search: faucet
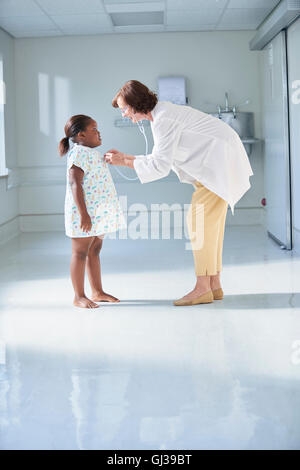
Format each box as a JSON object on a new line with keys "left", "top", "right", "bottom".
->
{"left": 225, "top": 92, "right": 229, "bottom": 112}
{"left": 217, "top": 92, "right": 244, "bottom": 118}
{"left": 217, "top": 92, "right": 231, "bottom": 117}
{"left": 217, "top": 93, "right": 230, "bottom": 118}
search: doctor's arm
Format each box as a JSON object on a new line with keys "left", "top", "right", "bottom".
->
{"left": 104, "top": 149, "right": 135, "bottom": 168}
{"left": 133, "top": 118, "right": 178, "bottom": 183}
{"left": 105, "top": 118, "right": 177, "bottom": 183}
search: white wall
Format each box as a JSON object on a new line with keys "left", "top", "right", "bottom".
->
{"left": 0, "top": 27, "right": 18, "bottom": 244}
{"left": 14, "top": 31, "right": 264, "bottom": 232}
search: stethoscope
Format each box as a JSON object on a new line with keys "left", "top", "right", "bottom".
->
{"left": 112, "top": 118, "right": 149, "bottom": 182}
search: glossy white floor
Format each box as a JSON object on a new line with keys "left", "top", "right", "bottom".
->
{"left": 0, "top": 225, "right": 300, "bottom": 450}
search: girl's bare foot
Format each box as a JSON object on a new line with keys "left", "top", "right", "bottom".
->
{"left": 73, "top": 296, "right": 99, "bottom": 308}
{"left": 91, "top": 291, "right": 120, "bottom": 303}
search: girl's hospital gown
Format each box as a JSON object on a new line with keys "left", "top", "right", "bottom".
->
{"left": 64, "top": 143, "right": 126, "bottom": 238}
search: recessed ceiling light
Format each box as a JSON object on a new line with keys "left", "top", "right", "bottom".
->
{"left": 105, "top": 2, "right": 164, "bottom": 13}
{"left": 110, "top": 11, "right": 164, "bottom": 26}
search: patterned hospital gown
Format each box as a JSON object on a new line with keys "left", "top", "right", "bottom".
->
{"left": 64, "top": 143, "right": 126, "bottom": 238}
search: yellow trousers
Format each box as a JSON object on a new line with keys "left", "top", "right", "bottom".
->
{"left": 187, "top": 181, "right": 228, "bottom": 276}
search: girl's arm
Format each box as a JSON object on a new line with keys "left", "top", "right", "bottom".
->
{"left": 69, "top": 165, "right": 92, "bottom": 233}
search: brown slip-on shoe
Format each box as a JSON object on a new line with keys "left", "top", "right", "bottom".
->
{"left": 212, "top": 288, "right": 224, "bottom": 300}
{"left": 173, "top": 290, "right": 214, "bottom": 306}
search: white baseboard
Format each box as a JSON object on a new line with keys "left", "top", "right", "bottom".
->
{"left": 0, "top": 216, "right": 20, "bottom": 244}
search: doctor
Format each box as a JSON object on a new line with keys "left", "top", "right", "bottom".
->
{"left": 105, "top": 80, "right": 253, "bottom": 306}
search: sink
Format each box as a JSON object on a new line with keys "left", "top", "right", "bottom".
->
{"left": 210, "top": 111, "right": 261, "bottom": 155}
{"left": 211, "top": 111, "right": 255, "bottom": 139}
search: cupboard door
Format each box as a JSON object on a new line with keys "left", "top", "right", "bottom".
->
{"left": 287, "top": 18, "right": 300, "bottom": 252}
{"left": 263, "top": 31, "right": 291, "bottom": 249}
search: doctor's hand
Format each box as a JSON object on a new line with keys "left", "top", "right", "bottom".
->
{"left": 104, "top": 149, "right": 125, "bottom": 166}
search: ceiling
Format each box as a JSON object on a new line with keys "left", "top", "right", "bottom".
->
{"left": 0, "top": 0, "right": 281, "bottom": 38}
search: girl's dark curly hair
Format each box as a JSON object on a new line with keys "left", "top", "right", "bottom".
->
{"left": 58, "top": 114, "right": 93, "bottom": 156}
{"left": 112, "top": 80, "right": 158, "bottom": 114}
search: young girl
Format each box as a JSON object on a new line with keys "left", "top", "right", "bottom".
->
{"left": 59, "top": 114, "right": 126, "bottom": 308}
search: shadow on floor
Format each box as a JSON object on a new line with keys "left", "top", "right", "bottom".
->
{"left": 2, "top": 293, "right": 299, "bottom": 311}
{"left": 100, "top": 293, "right": 300, "bottom": 309}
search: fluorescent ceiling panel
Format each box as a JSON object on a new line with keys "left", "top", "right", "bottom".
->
{"left": 0, "top": 0, "right": 43, "bottom": 17}
{"left": 106, "top": 2, "right": 164, "bottom": 13}
{"left": 110, "top": 11, "right": 164, "bottom": 26}
{"left": 36, "top": 0, "right": 105, "bottom": 15}
{"left": 167, "top": 9, "right": 223, "bottom": 25}
{"left": 114, "top": 24, "right": 164, "bottom": 32}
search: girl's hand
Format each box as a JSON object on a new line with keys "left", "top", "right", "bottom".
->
{"left": 104, "top": 149, "right": 125, "bottom": 166}
{"left": 80, "top": 212, "right": 92, "bottom": 233}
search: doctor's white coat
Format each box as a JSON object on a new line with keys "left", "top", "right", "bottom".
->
{"left": 133, "top": 101, "right": 254, "bottom": 215}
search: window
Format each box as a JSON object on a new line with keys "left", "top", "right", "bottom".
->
{"left": 0, "top": 57, "right": 7, "bottom": 176}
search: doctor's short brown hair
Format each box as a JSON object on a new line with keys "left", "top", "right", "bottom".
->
{"left": 112, "top": 80, "right": 158, "bottom": 114}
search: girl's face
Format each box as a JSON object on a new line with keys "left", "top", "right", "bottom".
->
{"left": 77, "top": 120, "right": 102, "bottom": 147}
{"left": 117, "top": 96, "right": 146, "bottom": 122}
